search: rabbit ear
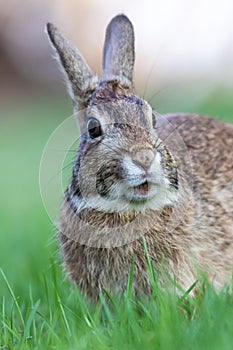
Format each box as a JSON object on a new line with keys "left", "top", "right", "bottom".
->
{"left": 102, "top": 14, "right": 135, "bottom": 88}
{"left": 46, "top": 23, "right": 98, "bottom": 107}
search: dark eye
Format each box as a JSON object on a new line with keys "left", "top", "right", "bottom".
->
{"left": 152, "top": 113, "right": 156, "bottom": 129}
{"left": 87, "top": 118, "right": 102, "bottom": 138}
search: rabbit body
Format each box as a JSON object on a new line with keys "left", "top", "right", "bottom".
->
{"left": 47, "top": 15, "right": 233, "bottom": 300}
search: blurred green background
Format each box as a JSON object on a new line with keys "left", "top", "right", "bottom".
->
{"left": 0, "top": 0, "right": 233, "bottom": 305}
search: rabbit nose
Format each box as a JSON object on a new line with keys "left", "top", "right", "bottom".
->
{"left": 133, "top": 148, "right": 155, "bottom": 170}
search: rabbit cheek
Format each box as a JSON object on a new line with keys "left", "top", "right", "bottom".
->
{"left": 96, "top": 162, "right": 122, "bottom": 200}
{"left": 96, "top": 165, "right": 114, "bottom": 198}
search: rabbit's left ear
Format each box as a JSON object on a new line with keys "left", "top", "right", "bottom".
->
{"left": 46, "top": 23, "right": 98, "bottom": 108}
{"left": 102, "top": 14, "right": 135, "bottom": 89}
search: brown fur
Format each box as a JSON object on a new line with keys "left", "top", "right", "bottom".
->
{"left": 47, "top": 15, "right": 233, "bottom": 301}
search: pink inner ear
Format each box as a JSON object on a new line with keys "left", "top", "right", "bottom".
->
{"left": 102, "top": 14, "right": 135, "bottom": 88}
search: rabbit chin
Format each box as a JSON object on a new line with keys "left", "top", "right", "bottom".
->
{"left": 71, "top": 179, "right": 178, "bottom": 214}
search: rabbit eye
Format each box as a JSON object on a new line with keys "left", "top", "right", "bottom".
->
{"left": 152, "top": 113, "right": 156, "bottom": 129}
{"left": 87, "top": 118, "right": 102, "bottom": 138}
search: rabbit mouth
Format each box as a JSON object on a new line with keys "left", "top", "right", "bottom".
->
{"left": 129, "top": 180, "right": 157, "bottom": 203}
{"left": 133, "top": 180, "right": 151, "bottom": 197}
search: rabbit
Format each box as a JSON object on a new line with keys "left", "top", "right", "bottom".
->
{"left": 47, "top": 14, "right": 233, "bottom": 301}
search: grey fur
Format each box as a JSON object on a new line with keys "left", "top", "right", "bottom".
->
{"left": 46, "top": 23, "right": 98, "bottom": 107}
{"left": 46, "top": 15, "right": 233, "bottom": 301}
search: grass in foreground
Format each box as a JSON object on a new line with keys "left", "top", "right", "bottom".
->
{"left": 1, "top": 258, "right": 233, "bottom": 350}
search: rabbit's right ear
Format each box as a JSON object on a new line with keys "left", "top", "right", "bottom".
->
{"left": 102, "top": 14, "right": 135, "bottom": 89}
{"left": 46, "top": 23, "right": 98, "bottom": 108}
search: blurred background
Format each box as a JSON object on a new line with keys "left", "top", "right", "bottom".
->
{"left": 1, "top": 0, "right": 233, "bottom": 105}
{"left": 0, "top": 0, "right": 232, "bottom": 296}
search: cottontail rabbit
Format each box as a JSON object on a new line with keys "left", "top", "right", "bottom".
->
{"left": 47, "top": 14, "right": 233, "bottom": 300}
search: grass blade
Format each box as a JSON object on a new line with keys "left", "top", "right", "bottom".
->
{"left": 22, "top": 299, "right": 40, "bottom": 343}
{"left": 56, "top": 292, "right": 72, "bottom": 337}
{"left": 0, "top": 268, "right": 25, "bottom": 328}
{"left": 99, "top": 292, "right": 114, "bottom": 327}
{"left": 126, "top": 259, "right": 135, "bottom": 299}
{"left": 141, "top": 237, "right": 157, "bottom": 285}
{"left": 179, "top": 279, "right": 199, "bottom": 303}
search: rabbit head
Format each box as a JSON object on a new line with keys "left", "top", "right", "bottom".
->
{"left": 47, "top": 15, "right": 178, "bottom": 213}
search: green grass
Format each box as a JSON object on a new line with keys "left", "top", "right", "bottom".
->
{"left": 1, "top": 262, "right": 233, "bottom": 350}
{"left": 0, "top": 87, "right": 233, "bottom": 349}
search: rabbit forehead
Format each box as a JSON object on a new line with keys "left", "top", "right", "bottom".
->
{"left": 87, "top": 84, "right": 152, "bottom": 126}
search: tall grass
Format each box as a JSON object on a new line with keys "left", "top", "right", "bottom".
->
{"left": 1, "top": 256, "right": 233, "bottom": 350}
